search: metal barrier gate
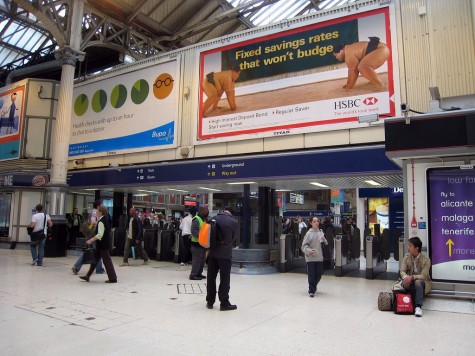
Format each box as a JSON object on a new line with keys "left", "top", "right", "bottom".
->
{"left": 335, "top": 234, "right": 360, "bottom": 277}
{"left": 365, "top": 235, "right": 387, "bottom": 279}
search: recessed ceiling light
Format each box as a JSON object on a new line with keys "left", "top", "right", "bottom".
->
{"left": 364, "top": 180, "right": 381, "bottom": 186}
{"left": 198, "top": 187, "right": 222, "bottom": 192}
{"left": 310, "top": 182, "right": 329, "bottom": 188}
{"left": 167, "top": 188, "right": 189, "bottom": 193}
{"left": 227, "top": 181, "right": 256, "bottom": 185}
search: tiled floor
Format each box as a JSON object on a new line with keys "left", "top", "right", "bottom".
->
{"left": 1, "top": 247, "right": 474, "bottom": 356}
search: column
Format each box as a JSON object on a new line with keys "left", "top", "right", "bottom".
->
{"left": 241, "top": 184, "right": 251, "bottom": 248}
{"left": 44, "top": 1, "right": 85, "bottom": 257}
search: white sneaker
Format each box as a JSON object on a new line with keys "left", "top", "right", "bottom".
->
{"left": 309, "top": 293, "right": 315, "bottom": 298}
{"left": 415, "top": 306, "right": 422, "bottom": 317}
{"left": 180, "top": 262, "right": 185, "bottom": 266}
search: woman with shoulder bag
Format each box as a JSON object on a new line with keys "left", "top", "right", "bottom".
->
{"left": 28, "top": 204, "right": 53, "bottom": 266}
{"left": 301, "top": 217, "right": 328, "bottom": 297}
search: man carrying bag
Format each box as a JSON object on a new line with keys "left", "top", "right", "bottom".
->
{"left": 28, "top": 204, "right": 53, "bottom": 266}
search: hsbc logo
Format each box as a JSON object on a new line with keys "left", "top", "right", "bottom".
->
{"left": 363, "top": 97, "right": 378, "bottom": 105}
{"left": 334, "top": 97, "right": 380, "bottom": 110}
{"left": 334, "top": 99, "right": 360, "bottom": 110}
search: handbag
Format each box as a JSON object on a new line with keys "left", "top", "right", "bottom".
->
{"left": 30, "top": 230, "right": 45, "bottom": 242}
{"left": 30, "top": 214, "right": 46, "bottom": 242}
{"left": 392, "top": 279, "right": 405, "bottom": 292}
{"left": 394, "top": 292, "right": 414, "bottom": 314}
{"left": 82, "top": 247, "right": 96, "bottom": 264}
{"left": 377, "top": 292, "right": 393, "bottom": 311}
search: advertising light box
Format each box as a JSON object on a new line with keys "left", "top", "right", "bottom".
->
{"left": 427, "top": 167, "right": 475, "bottom": 284}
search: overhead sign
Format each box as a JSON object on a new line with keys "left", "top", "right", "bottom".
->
{"left": 70, "top": 58, "right": 179, "bottom": 158}
{"left": 0, "top": 174, "right": 48, "bottom": 187}
{"left": 197, "top": 6, "right": 397, "bottom": 142}
{"left": 427, "top": 167, "right": 475, "bottom": 284}
{"left": 67, "top": 146, "right": 399, "bottom": 187}
{"left": 290, "top": 192, "right": 304, "bottom": 204}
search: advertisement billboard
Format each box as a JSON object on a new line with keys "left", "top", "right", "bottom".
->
{"left": 197, "top": 7, "right": 397, "bottom": 142}
{"left": 427, "top": 167, "right": 475, "bottom": 284}
{"left": 0, "top": 86, "right": 24, "bottom": 160}
{"left": 70, "top": 59, "right": 179, "bottom": 158}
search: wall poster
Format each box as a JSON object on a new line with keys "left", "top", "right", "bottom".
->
{"left": 197, "top": 7, "right": 397, "bottom": 142}
{"left": 70, "top": 58, "right": 179, "bottom": 158}
{"left": 427, "top": 167, "right": 475, "bottom": 283}
{"left": 0, "top": 85, "right": 25, "bottom": 160}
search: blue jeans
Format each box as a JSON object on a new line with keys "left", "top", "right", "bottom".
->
{"left": 30, "top": 238, "right": 45, "bottom": 265}
{"left": 74, "top": 243, "right": 104, "bottom": 273}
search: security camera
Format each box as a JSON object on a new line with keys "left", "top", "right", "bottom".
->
{"left": 401, "top": 103, "right": 408, "bottom": 113}
{"left": 109, "top": 162, "right": 119, "bottom": 167}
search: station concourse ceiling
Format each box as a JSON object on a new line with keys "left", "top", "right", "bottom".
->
{"left": 0, "top": 0, "right": 358, "bottom": 82}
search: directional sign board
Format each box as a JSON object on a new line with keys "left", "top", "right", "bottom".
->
{"left": 427, "top": 167, "right": 475, "bottom": 283}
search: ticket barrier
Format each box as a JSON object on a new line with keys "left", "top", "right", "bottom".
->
{"left": 365, "top": 235, "right": 387, "bottom": 279}
{"left": 143, "top": 228, "right": 158, "bottom": 260}
{"left": 111, "top": 227, "right": 126, "bottom": 256}
{"left": 157, "top": 229, "right": 175, "bottom": 261}
{"left": 335, "top": 234, "right": 360, "bottom": 277}
{"left": 174, "top": 231, "right": 181, "bottom": 263}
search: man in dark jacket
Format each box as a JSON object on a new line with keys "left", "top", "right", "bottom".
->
{"left": 121, "top": 207, "right": 150, "bottom": 266}
{"left": 206, "top": 207, "right": 239, "bottom": 311}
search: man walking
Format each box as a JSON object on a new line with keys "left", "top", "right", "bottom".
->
{"left": 190, "top": 205, "right": 209, "bottom": 280}
{"left": 121, "top": 207, "right": 150, "bottom": 266}
{"left": 206, "top": 207, "right": 239, "bottom": 311}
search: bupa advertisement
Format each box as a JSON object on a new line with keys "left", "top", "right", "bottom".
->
{"left": 197, "top": 6, "right": 397, "bottom": 142}
{"left": 427, "top": 167, "right": 475, "bottom": 284}
{"left": 70, "top": 59, "right": 179, "bottom": 158}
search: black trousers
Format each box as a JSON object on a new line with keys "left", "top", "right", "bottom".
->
{"left": 86, "top": 249, "right": 117, "bottom": 282}
{"left": 180, "top": 234, "right": 192, "bottom": 263}
{"left": 206, "top": 256, "right": 232, "bottom": 306}
{"left": 306, "top": 261, "right": 323, "bottom": 294}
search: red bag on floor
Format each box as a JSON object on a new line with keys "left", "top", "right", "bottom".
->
{"left": 394, "top": 293, "right": 414, "bottom": 314}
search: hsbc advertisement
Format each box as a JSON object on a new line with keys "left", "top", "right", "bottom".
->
{"left": 197, "top": 6, "right": 399, "bottom": 142}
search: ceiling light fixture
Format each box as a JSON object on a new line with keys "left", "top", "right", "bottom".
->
{"left": 227, "top": 181, "right": 256, "bottom": 185}
{"left": 167, "top": 188, "right": 189, "bottom": 193}
{"left": 198, "top": 187, "right": 222, "bottom": 192}
{"left": 364, "top": 180, "right": 381, "bottom": 186}
{"left": 276, "top": 189, "right": 292, "bottom": 192}
{"left": 310, "top": 182, "right": 329, "bottom": 188}
{"left": 137, "top": 190, "right": 160, "bottom": 194}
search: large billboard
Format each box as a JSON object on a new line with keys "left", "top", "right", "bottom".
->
{"left": 427, "top": 167, "right": 475, "bottom": 284}
{"left": 70, "top": 58, "right": 179, "bottom": 158}
{"left": 0, "top": 86, "right": 24, "bottom": 160}
{"left": 197, "top": 7, "right": 397, "bottom": 142}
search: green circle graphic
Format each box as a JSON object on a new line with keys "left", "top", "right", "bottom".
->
{"left": 74, "top": 94, "right": 89, "bottom": 116}
{"left": 92, "top": 89, "right": 107, "bottom": 113}
{"left": 110, "top": 84, "right": 127, "bottom": 109}
{"left": 131, "top": 79, "right": 149, "bottom": 104}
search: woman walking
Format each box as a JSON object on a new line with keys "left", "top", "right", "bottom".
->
{"left": 301, "top": 217, "right": 328, "bottom": 297}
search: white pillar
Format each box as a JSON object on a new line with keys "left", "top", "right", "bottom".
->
{"left": 47, "top": 0, "right": 85, "bottom": 216}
